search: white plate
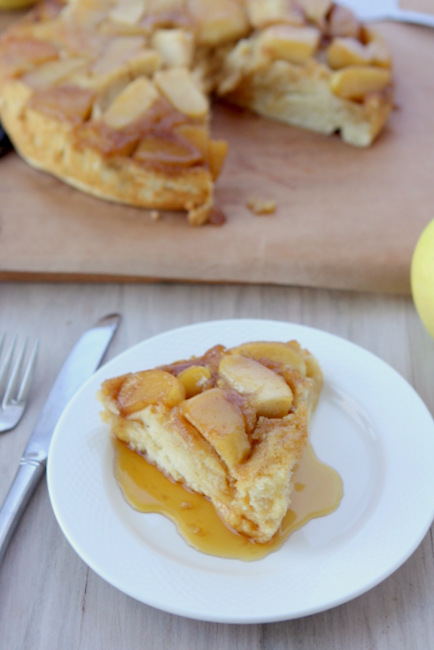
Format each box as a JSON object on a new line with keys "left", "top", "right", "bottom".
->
{"left": 47, "top": 319, "right": 434, "bottom": 624}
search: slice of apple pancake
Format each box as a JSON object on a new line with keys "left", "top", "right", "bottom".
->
{"left": 98, "top": 340, "right": 323, "bottom": 543}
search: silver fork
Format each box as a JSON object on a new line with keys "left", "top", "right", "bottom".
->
{"left": 341, "top": 0, "right": 434, "bottom": 28}
{"left": 0, "top": 334, "right": 39, "bottom": 433}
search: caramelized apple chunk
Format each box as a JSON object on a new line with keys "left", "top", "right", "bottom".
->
{"left": 151, "top": 28, "right": 195, "bottom": 68}
{"left": 126, "top": 49, "right": 162, "bottom": 77}
{"left": 133, "top": 136, "right": 204, "bottom": 167}
{"left": 327, "top": 37, "right": 371, "bottom": 69}
{"left": 173, "top": 123, "right": 228, "bottom": 178}
{"left": 228, "top": 341, "right": 307, "bottom": 375}
{"left": 259, "top": 24, "right": 320, "bottom": 65}
{"left": 330, "top": 65, "right": 392, "bottom": 100}
{"left": 23, "top": 57, "right": 88, "bottom": 88}
{"left": 218, "top": 354, "right": 293, "bottom": 418}
{"left": 178, "top": 365, "right": 212, "bottom": 397}
{"left": 117, "top": 369, "right": 186, "bottom": 415}
{"left": 207, "top": 139, "right": 228, "bottom": 180}
{"left": 27, "top": 85, "right": 95, "bottom": 125}
{"left": 154, "top": 67, "right": 208, "bottom": 118}
{"left": 188, "top": 0, "right": 250, "bottom": 46}
{"left": 0, "top": 36, "right": 59, "bottom": 80}
{"left": 363, "top": 28, "right": 392, "bottom": 68}
{"left": 327, "top": 35, "right": 392, "bottom": 70}
{"left": 327, "top": 4, "right": 360, "bottom": 38}
{"left": 180, "top": 387, "right": 250, "bottom": 468}
{"left": 302, "top": 0, "right": 332, "bottom": 23}
{"left": 91, "top": 36, "right": 147, "bottom": 77}
{"left": 102, "top": 77, "right": 160, "bottom": 129}
{"left": 109, "top": 0, "right": 147, "bottom": 26}
{"left": 246, "top": 0, "right": 304, "bottom": 29}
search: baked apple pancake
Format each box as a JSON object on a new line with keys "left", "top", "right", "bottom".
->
{"left": 0, "top": 0, "right": 394, "bottom": 224}
{"left": 98, "top": 339, "right": 323, "bottom": 543}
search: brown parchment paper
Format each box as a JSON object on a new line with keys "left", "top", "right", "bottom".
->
{"left": 0, "top": 12, "right": 433, "bottom": 293}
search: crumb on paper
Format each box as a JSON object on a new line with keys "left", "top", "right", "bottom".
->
{"left": 150, "top": 210, "right": 160, "bottom": 221}
{"left": 246, "top": 197, "right": 276, "bottom": 216}
{"left": 208, "top": 206, "right": 226, "bottom": 226}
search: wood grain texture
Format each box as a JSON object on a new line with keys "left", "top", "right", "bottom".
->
{"left": 0, "top": 7, "right": 433, "bottom": 293}
{"left": 0, "top": 281, "right": 433, "bottom": 650}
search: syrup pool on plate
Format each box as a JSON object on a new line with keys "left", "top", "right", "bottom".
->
{"left": 113, "top": 438, "right": 343, "bottom": 561}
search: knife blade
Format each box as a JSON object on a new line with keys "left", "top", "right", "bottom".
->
{"left": 0, "top": 313, "right": 121, "bottom": 564}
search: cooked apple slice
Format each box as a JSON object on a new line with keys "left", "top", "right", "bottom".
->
{"left": 327, "top": 33, "right": 391, "bottom": 70}
{"left": 151, "top": 28, "right": 194, "bottom": 67}
{"left": 178, "top": 365, "right": 212, "bottom": 398}
{"left": 28, "top": 85, "right": 95, "bottom": 125}
{"left": 303, "top": 0, "right": 332, "bottom": 22}
{"left": 154, "top": 67, "right": 208, "bottom": 118}
{"left": 23, "top": 57, "right": 88, "bottom": 88}
{"left": 117, "top": 369, "right": 186, "bottom": 415}
{"left": 218, "top": 354, "right": 293, "bottom": 418}
{"left": 246, "top": 0, "right": 304, "bottom": 29}
{"left": 228, "top": 341, "right": 307, "bottom": 375}
{"left": 180, "top": 387, "right": 250, "bottom": 468}
{"left": 109, "top": 0, "right": 147, "bottom": 25}
{"left": 258, "top": 24, "right": 320, "bottom": 65}
{"left": 328, "top": 4, "right": 360, "bottom": 38}
{"left": 175, "top": 124, "right": 228, "bottom": 179}
{"left": 327, "top": 37, "right": 370, "bottom": 69}
{"left": 92, "top": 36, "right": 147, "bottom": 75}
{"left": 102, "top": 76, "right": 160, "bottom": 129}
{"left": 0, "top": 36, "right": 59, "bottom": 80}
{"left": 330, "top": 66, "right": 391, "bottom": 100}
{"left": 126, "top": 49, "right": 162, "bottom": 77}
{"left": 134, "top": 136, "right": 204, "bottom": 166}
{"left": 188, "top": 0, "right": 250, "bottom": 46}
{"left": 207, "top": 139, "right": 229, "bottom": 180}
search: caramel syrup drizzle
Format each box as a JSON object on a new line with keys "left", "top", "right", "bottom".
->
{"left": 113, "top": 439, "right": 343, "bottom": 561}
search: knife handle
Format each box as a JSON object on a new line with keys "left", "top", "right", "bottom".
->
{"left": 0, "top": 459, "right": 45, "bottom": 564}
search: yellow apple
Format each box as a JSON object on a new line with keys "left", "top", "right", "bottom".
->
{"left": 411, "top": 219, "right": 434, "bottom": 339}
{"left": 0, "top": 0, "right": 36, "bottom": 8}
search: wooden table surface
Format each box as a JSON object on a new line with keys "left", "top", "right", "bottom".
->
{"left": 1, "top": 280, "right": 433, "bottom": 650}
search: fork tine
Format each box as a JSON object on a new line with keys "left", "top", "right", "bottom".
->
{"left": 16, "top": 339, "right": 39, "bottom": 403}
{"left": 2, "top": 337, "right": 28, "bottom": 407}
{"left": 0, "top": 334, "right": 17, "bottom": 392}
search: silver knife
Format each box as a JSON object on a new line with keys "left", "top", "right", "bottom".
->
{"left": 0, "top": 313, "right": 121, "bottom": 564}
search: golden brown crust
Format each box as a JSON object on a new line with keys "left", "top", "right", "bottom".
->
{"left": 98, "top": 339, "right": 323, "bottom": 543}
{"left": 1, "top": 81, "right": 214, "bottom": 224}
{"left": 0, "top": 0, "right": 394, "bottom": 224}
